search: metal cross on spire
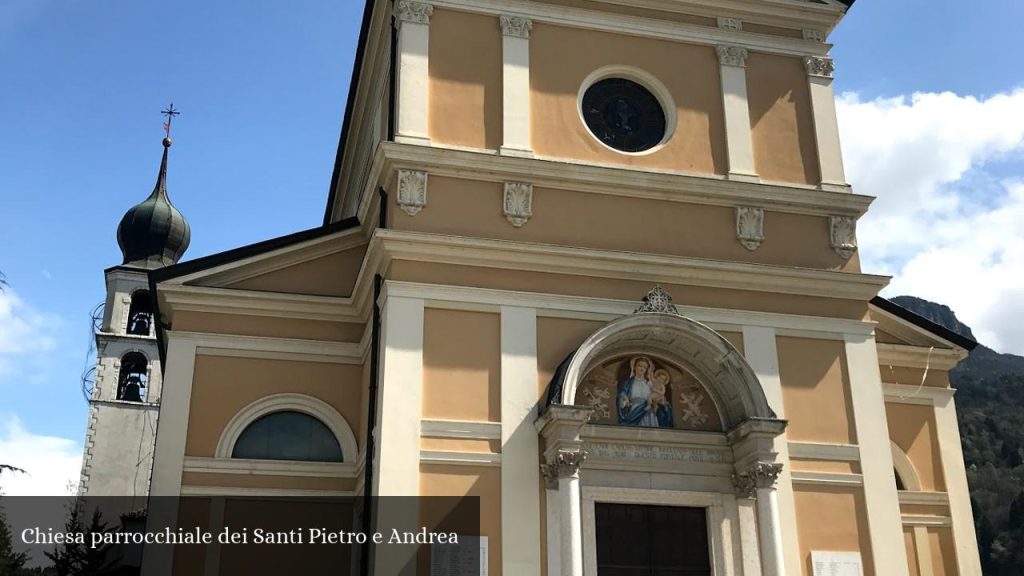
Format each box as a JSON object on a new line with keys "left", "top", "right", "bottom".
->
{"left": 161, "top": 102, "right": 180, "bottom": 138}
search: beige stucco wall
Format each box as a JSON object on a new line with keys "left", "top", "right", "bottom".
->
{"left": 530, "top": 23, "right": 727, "bottom": 174}
{"left": 388, "top": 176, "right": 856, "bottom": 272}
{"left": 928, "top": 527, "right": 958, "bottom": 576}
{"left": 746, "top": 52, "right": 820, "bottom": 185}
{"left": 184, "top": 355, "right": 365, "bottom": 459}
{"left": 422, "top": 309, "right": 501, "bottom": 422}
{"left": 429, "top": 9, "right": 502, "bottom": 149}
{"left": 904, "top": 528, "right": 919, "bottom": 576}
{"left": 793, "top": 486, "right": 874, "bottom": 576}
{"left": 882, "top": 365, "right": 952, "bottom": 389}
{"left": 173, "top": 311, "right": 365, "bottom": 342}
{"left": 537, "top": 317, "right": 606, "bottom": 396}
{"left": 227, "top": 244, "right": 367, "bottom": 297}
{"left": 390, "top": 261, "right": 870, "bottom": 320}
{"left": 180, "top": 472, "right": 356, "bottom": 492}
{"left": 420, "top": 464, "right": 502, "bottom": 576}
{"left": 778, "top": 336, "right": 857, "bottom": 444}
{"left": 886, "top": 402, "right": 946, "bottom": 492}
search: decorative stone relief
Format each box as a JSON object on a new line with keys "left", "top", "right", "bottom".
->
{"left": 717, "top": 17, "right": 742, "bottom": 31}
{"left": 736, "top": 207, "right": 765, "bottom": 251}
{"left": 541, "top": 448, "right": 588, "bottom": 487}
{"left": 395, "top": 1, "right": 433, "bottom": 25}
{"left": 634, "top": 285, "right": 680, "bottom": 315}
{"left": 580, "top": 387, "right": 612, "bottom": 421}
{"left": 678, "top": 391, "right": 710, "bottom": 427}
{"left": 585, "top": 442, "right": 728, "bottom": 465}
{"left": 397, "top": 169, "right": 428, "bottom": 216}
{"left": 805, "top": 56, "right": 835, "bottom": 78}
{"left": 502, "top": 181, "right": 533, "bottom": 227}
{"left": 716, "top": 45, "right": 749, "bottom": 68}
{"left": 803, "top": 29, "right": 827, "bottom": 42}
{"left": 732, "top": 462, "right": 784, "bottom": 498}
{"left": 829, "top": 216, "right": 858, "bottom": 258}
{"left": 499, "top": 15, "right": 532, "bottom": 38}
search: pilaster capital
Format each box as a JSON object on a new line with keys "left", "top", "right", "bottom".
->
{"left": 829, "top": 215, "right": 858, "bottom": 258}
{"left": 541, "top": 448, "right": 588, "bottom": 488}
{"left": 732, "top": 462, "right": 783, "bottom": 498}
{"left": 805, "top": 56, "right": 835, "bottom": 78}
{"left": 397, "top": 169, "right": 428, "bottom": 216}
{"left": 395, "top": 1, "right": 433, "bottom": 26}
{"left": 716, "top": 45, "right": 749, "bottom": 68}
{"left": 499, "top": 15, "right": 532, "bottom": 39}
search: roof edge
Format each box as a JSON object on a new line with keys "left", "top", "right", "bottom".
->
{"left": 870, "top": 296, "right": 979, "bottom": 351}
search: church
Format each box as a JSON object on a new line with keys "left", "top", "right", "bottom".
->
{"left": 79, "top": 0, "right": 985, "bottom": 574}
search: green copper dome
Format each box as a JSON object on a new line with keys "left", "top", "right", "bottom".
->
{"left": 117, "top": 138, "right": 191, "bottom": 269}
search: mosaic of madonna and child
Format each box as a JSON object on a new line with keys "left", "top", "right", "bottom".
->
{"left": 575, "top": 354, "right": 722, "bottom": 431}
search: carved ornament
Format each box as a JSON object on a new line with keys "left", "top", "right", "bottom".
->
{"left": 395, "top": 1, "right": 433, "bottom": 25}
{"left": 736, "top": 206, "right": 765, "bottom": 251}
{"left": 500, "top": 15, "right": 532, "bottom": 38}
{"left": 829, "top": 216, "right": 858, "bottom": 258}
{"left": 541, "top": 449, "right": 588, "bottom": 487}
{"left": 732, "top": 462, "right": 784, "bottom": 498}
{"left": 717, "top": 17, "right": 742, "bottom": 31}
{"left": 805, "top": 56, "right": 835, "bottom": 78}
{"left": 397, "top": 169, "right": 428, "bottom": 216}
{"left": 716, "top": 45, "right": 749, "bottom": 68}
{"left": 503, "top": 181, "right": 533, "bottom": 227}
{"left": 634, "top": 286, "right": 680, "bottom": 315}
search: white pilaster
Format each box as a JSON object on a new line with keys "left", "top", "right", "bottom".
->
{"left": 203, "top": 497, "right": 226, "bottom": 576}
{"left": 735, "top": 498, "right": 762, "bottom": 576}
{"left": 500, "top": 306, "right": 542, "bottom": 575}
{"left": 559, "top": 465, "right": 584, "bottom": 576}
{"left": 742, "top": 326, "right": 801, "bottom": 576}
{"left": 141, "top": 333, "right": 198, "bottom": 576}
{"left": 934, "top": 394, "right": 983, "bottom": 576}
{"left": 545, "top": 484, "right": 562, "bottom": 576}
{"left": 756, "top": 487, "right": 786, "bottom": 576}
{"left": 716, "top": 45, "right": 758, "bottom": 182}
{"left": 373, "top": 294, "right": 424, "bottom": 496}
{"left": 500, "top": 15, "right": 533, "bottom": 157}
{"left": 912, "top": 525, "right": 936, "bottom": 576}
{"left": 394, "top": 1, "right": 433, "bottom": 145}
{"left": 845, "top": 333, "right": 911, "bottom": 576}
{"left": 804, "top": 57, "right": 847, "bottom": 190}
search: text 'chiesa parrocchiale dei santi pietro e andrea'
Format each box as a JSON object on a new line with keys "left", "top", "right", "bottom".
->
{"left": 79, "top": 0, "right": 985, "bottom": 574}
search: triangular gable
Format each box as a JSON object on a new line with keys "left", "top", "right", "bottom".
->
{"left": 869, "top": 297, "right": 976, "bottom": 352}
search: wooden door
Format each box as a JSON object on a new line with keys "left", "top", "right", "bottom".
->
{"left": 594, "top": 503, "right": 712, "bottom": 576}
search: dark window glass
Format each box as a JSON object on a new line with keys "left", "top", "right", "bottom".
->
{"left": 127, "top": 291, "right": 153, "bottom": 336}
{"left": 595, "top": 503, "right": 711, "bottom": 576}
{"left": 582, "top": 78, "right": 667, "bottom": 153}
{"left": 895, "top": 468, "right": 906, "bottom": 491}
{"left": 232, "top": 411, "right": 343, "bottom": 462}
{"left": 117, "top": 352, "right": 148, "bottom": 402}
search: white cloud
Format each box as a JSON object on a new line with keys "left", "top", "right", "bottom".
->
{"left": 837, "top": 90, "right": 1024, "bottom": 353}
{"left": 0, "top": 414, "right": 81, "bottom": 496}
{"left": 0, "top": 288, "right": 60, "bottom": 378}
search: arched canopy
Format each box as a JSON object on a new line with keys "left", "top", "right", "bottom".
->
{"left": 544, "top": 312, "right": 775, "bottom": 430}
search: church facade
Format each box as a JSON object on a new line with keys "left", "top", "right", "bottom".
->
{"left": 85, "top": 0, "right": 984, "bottom": 574}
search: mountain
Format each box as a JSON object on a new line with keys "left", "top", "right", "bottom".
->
{"left": 887, "top": 296, "right": 1024, "bottom": 574}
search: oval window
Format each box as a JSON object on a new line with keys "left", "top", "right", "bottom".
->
{"left": 581, "top": 77, "right": 667, "bottom": 153}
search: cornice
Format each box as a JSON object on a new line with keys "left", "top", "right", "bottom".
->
{"left": 876, "top": 343, "right": 965, "bottom": 371}
{"left": 159, "top": 284, "right": 364, "bottom": 323}
{"left": 375, "top": 142, "right": 872, "bottom": 219}
{"left": 373, "top": 229, "right": 889, "bottom": 301}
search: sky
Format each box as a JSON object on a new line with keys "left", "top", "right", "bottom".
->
{"left": 1, "top": 0, "right": 1023, "bottom": 495}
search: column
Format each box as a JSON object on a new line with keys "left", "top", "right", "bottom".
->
{"left": 499, "top": 15, "right": 533, "bottom": 157}
{"left": 845, "top": 333, "right": 911, "bottom": 576}
{"left": 549, "top": 449, "right": 586, "bottom": 576}
{"left": 742, "top": 326, "right": 802, "bottom": 575}
{"left": 716, "top": 45, "right": 758, "bottom": 182}
{"left": 141, "top": 333, "right": 198, "bottom": 576}
{"left": 934, "top": 394, "right": 983, "bottom": 575}
{"left": 734, "top": 463, "right": 785, "bottom": 576}
{"left": 500, "top": 306, "right": 542, "bottom": 575}
{"left": 805, "top": 56, "right": 847, "bottom": 191}
{"left": 394, "top": 1, "right": 432, "bottom": 145}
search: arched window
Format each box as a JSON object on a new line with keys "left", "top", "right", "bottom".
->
{"left": 894, "top": 468, "right": 906, "bottom": 491}
{"left": 126, "top": 291, "right": 153, "bottom": 336}
{"left": 231, "top": 411, "right": 343, "bottom": 462}
{"left": 117, "top": 352, "right": 149, "bottom": 402}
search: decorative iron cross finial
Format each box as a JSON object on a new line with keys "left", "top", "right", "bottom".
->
{"left": 161, "top": 103, "right": 180, "bottom": 138}
{"left": 634, "top": 285, "right": 681, "bottom": 315}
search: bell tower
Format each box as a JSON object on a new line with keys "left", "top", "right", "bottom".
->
{"left": 80, "top": 114, "right": 191, "bottom": 497}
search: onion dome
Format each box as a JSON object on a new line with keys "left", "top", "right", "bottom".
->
{"left": 117, "top": 137, "right": 191, "bottom": 269}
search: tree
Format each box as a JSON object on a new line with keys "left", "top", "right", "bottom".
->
{"left": 0, "top": 501, "right": 30, "bottom": 575}
{"left": 44, "top": 500, "right": 117, "bottom": 576}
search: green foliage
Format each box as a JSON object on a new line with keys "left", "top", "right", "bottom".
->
{"left": 0, "top": 501, "right": 30, "bottom": 576}
{"left": 44, "top": 500, "right": 117, "bottom": 576}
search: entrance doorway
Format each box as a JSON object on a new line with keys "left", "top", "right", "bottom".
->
{"left": 594, "top": 503, "right": 712, "bottom": 576}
